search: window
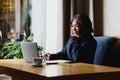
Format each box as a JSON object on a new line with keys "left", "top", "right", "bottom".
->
{"left": 0, "top": 0, "right": 31, "bottom": 39}
{"left": 0, "top": 0, "right": 15, "bottom": 39}
{"left": 0, "top": 0, "right": 63, "bottom": 53}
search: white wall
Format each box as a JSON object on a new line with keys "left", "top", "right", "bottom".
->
{"left": 103, "top": 0, "right": 120, "bottom": 36}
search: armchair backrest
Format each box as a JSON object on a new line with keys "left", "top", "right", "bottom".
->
{"left": 94, "top": 36, "right": 117, "bottom": 65}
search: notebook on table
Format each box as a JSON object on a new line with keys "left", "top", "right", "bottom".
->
{"left": 45, "top": 60, "right": 71, "bottom": 64}
{"left": 20, "top": 42, "right": 39, "bottom": 63}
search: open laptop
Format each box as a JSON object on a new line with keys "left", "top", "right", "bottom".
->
{"left": 20, "top": 42, "right": 39, "bottom": 63}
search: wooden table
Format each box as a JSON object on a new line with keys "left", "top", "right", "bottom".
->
{"left": 0, "top": 59, "right": 120, "bottom": 80}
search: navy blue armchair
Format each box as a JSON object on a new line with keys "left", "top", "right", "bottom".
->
{"left": 94, "top": 36, "right": 118, "bottom": 66}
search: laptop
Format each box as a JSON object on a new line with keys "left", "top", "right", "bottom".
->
{"left": 20, "top": 42, "right": 39, "bottom": 63}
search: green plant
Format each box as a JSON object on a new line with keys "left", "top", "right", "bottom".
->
{"left": 0, "top": 41, "right": 22, "bottom": 59}
{"left": 0, "top": 33, "right": 43, "bottom": 59}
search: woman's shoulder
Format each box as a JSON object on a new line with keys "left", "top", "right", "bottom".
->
{"left": 66, "top": 36, "right": 77, "bottom": 43}
{"left": 69, "top": 36, "right": 75, "bottom": 40}
{"left": 82, "top": 35, "right": 97, "bottom": 42}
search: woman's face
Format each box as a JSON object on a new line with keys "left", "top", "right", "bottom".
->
{"left": 71, "top": 19, "right": 81, "bottom": 37}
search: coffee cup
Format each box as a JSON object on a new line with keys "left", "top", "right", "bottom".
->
{"left": 32, "top": 57, "right": 43, "bottom": 66}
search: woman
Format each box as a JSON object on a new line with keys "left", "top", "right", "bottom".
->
{"left": 44, "top": 13, "right": 97, "bottom": 63}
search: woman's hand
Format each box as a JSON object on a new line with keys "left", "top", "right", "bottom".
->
{"left": 43, "top": 53, "right": 51, "bottom": 61}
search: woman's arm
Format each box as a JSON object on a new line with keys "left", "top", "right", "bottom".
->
{"left": 44, "top": 37, "right": 73, "bottom": 60}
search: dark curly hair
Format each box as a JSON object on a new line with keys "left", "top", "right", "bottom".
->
{"left": 71, "top": 13, "right": 93, "bottom": 36}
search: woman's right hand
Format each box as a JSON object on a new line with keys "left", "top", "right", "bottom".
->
{"left": 43, "top": 53, "right": 51, "bottom": 61}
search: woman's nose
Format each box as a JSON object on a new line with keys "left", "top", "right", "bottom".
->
{"left": 73, "top": 26, "right": 76, "bottom": 30}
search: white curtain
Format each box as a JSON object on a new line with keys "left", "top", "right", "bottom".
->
{"left": 31, "top": 0, "right": 63, "bottom": 53}
{"left": 15, "top": 0, "right": 21, "bottom": 33}
{"left": 31, "top": 0, "right": 46, "bottom": 48}
{"left": 46, "top": 0, "right": 63, "bottom": 53}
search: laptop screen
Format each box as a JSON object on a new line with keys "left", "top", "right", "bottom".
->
{"left": 20, "top": 42, "right": 39, "bottom": 63}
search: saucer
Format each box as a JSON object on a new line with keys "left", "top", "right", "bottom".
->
{"left": 32, "top": 63, "right": 43, "bottom": 67}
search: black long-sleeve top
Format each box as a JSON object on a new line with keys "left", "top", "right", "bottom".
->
{"left": 50, "top": 35, "right": 97, "bottom": 63}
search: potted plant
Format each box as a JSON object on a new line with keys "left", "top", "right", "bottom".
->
{"left": 0, "top": 33, "right": 43, "bottom": 59}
